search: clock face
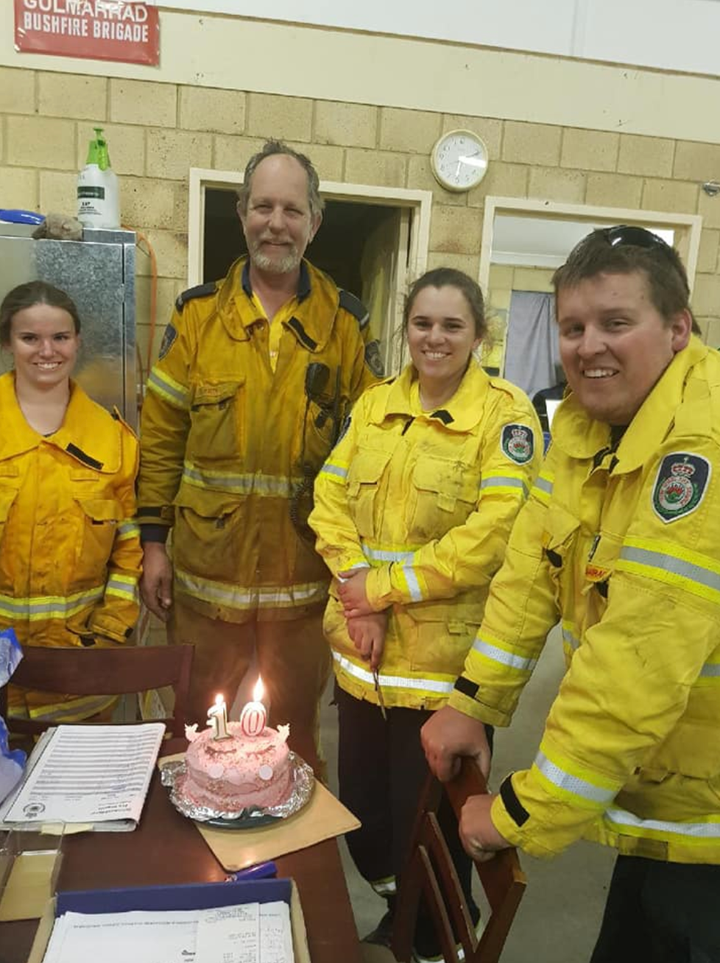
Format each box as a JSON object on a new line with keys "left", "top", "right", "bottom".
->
{"left": 431, "top": 130, "right": 489, "bottom": 192}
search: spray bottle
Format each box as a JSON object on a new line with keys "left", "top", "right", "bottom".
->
{"left": 77, "top": 127, "right": 120, "bottom": 229}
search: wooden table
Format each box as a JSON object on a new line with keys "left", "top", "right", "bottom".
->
{"left": 0, "top": 742, "right": 361, "bottom": 963}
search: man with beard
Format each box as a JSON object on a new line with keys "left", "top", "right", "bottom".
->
{"left": 138, "top": 141, "right": 382, "bottom": 769}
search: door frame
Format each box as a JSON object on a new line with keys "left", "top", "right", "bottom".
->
{"left": 479, "top": 196, "right": 703, "bottom": 295}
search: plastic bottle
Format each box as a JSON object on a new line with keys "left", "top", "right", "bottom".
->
{"left": 77, "top": 127, "right": 120, "bottom": 229}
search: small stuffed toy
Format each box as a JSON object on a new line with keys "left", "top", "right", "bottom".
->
{"left": 32, "top": 212, "right": 84, "bottom": 241}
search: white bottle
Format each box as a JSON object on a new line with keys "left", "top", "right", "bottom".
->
{"left": 77, "top": 127, "right": 120, "bottom": 229}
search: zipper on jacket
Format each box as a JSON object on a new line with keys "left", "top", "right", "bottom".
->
{"left": 588, "top": 533, "right": 601, "bottom": 561}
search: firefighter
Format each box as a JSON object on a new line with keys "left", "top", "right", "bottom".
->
{"left": 422, "top": 227, "right": 720, "bottom": 963}
{"left": 0, "top": 281, "right": 140, "bottom": 723}
{"left": 138, "top": 141, "right": 381, "bottom": 769}
{"left": 310, "top": 268, "right": 541, "bottom": 959}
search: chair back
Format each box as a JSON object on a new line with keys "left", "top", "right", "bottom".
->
{"left": 391, "top": 758, "right": 527, "bottom": 963}
{"left": 0, "top": 644, "right": 194, "bottom": 738}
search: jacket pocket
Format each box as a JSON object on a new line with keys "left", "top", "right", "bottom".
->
{"left": 346, "top": 447, "right": 393, "bottom": 541}
{"left": 74, "top": 497, "right": 121, "bottom": 584}
{"left": 0, "top": 486, "right": 18, "bottom": 552}
{"left": 173, "top": 486, "right": 246, "bottom": 583}
{"left": 409, "top": 455, "right": 479, "bottom": 541}
{"left": 187, "top": 379, "right": 245, "bottom": 467}
{"left": 641, "top": 690, "right": 720, "bottom": 781}
{"left": 405, "top": 598, "right": 484, "bottom": 676}
{"left": 543, "top": 501, "right": 581, "bottom": 607}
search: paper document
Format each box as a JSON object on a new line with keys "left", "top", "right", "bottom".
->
{"left": 41, "top": 901, "right": 294, "bottom": 963}
{"left": 0, "top": 723, "right": 164, "bottom": 831}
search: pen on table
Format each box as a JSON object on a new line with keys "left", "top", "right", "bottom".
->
{"left": 226, "top": 860, "right": 278, "bottom": 882}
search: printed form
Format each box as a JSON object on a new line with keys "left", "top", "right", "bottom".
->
{"left": 0, "top": 724, "right": 165, "bottom": 830}
{"left": 41, "top": 901, "right": 294, "bottom": 963}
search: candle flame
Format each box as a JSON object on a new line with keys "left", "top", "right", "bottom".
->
{"left": 252, "top": 677, "right": 264, "bottom": 702}
{"left": 215, "top": 694, "right": 224, "bottom": 706}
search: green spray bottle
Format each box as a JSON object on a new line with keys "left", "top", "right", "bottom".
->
{"left": 77, "top": 127, "right": 120, "bottom": 229}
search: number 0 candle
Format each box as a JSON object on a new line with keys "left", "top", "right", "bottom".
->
{"left": 239, "top": 677, "right": 267, "bottom": 736}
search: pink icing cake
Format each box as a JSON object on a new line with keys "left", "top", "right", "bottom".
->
{"left": 182, "top": 721, "right": 293, "bottom": 812}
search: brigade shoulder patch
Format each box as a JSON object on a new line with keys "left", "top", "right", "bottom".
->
{"left": 158, "top": 322, "right": 178, "bottom": 360}
{"left": 651, "top": 452, "right": 711, "bottom": 524}
{"left": 364, "top": 339, "right": 385, "bottom": 379}
{"left": 501, "top": 423, "right": 534, "bottom": 465}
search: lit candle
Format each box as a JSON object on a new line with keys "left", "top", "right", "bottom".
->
{"left": 239, "top": 677, "right": 267, "bottom": 737}
{"left": 207, "top": 694, "right": 230, "bottom": 740}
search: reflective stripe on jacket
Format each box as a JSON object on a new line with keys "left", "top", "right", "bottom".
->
{"left": 138, "top": 257, "right": 378, "bottom": 622}
{"left": 0, "top": 374, "right": 141, "bottom": 721}
{"left": 451, "top": 337, "right": 720, "bottom": 864}
{"left": 309, "top": 362, "right": 541, "bottom": 710}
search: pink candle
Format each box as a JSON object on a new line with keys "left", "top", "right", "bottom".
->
{"left": 239, "top": 677, "right": 267, "bottom": 737}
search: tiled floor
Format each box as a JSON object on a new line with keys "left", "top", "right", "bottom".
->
{"left": 320, "top": 626, "right": 615, "bottom": 963}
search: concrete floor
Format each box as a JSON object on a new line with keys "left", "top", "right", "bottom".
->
{"left": 320, "top": 626, "right": 616, "bottom": 963}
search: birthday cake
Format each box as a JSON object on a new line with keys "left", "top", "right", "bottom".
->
{"left": 182, "top": 721, "right": 293, "bottom": 813}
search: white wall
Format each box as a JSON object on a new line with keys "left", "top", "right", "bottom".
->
{"left": 3, "top": 6, "right": 720, "bottom": 145}
{"left": 163, "top": 0, "right": 720, "bottom": 77}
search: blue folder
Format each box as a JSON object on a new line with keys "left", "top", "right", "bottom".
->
{"left": 56, "top": 877, "right": 292, "bottom": 916}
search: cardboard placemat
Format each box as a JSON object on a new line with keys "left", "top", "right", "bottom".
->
{"left": 0, "top": 851, "right": 59, "bottom": 921}
{"left": 159, "top": 754, "right": 360, "bottom": 872}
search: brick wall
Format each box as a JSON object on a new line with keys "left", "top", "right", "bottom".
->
{"left": 1, "top": 66, "right": 719, "bottom": 364}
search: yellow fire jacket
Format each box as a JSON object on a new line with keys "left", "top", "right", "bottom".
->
{"left": 309, "top": 362, "right": 542, "bottom": 710}
{"left": 451, "top": 337, "right": 720, "bottom": 864}
{"left": 138, "top": 257, "right": 380, "bottom": 622}
{"left": 0, "top": 374, "right": 141, "bottom": 721}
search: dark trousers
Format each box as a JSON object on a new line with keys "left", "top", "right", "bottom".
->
{"left": 590, "top": 855, "right": 720, "bottom": 963}
{"left": 335, "top": 684, "right": 493, "bottom": 954}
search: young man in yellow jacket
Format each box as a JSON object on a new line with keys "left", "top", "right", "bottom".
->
{"left": 422, "top": 226, "right": 720, "bottom": 962}
{"left": 138, "top": 141, "right": 380, "bottom": 768}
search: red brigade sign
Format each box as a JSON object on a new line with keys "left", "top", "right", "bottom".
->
{"left": 15, "top": 0, "right": 160, "bottom": 66}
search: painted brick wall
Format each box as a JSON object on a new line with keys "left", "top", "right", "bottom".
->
{"left": 1, "top": 66, "right": 719, "bottom": 364}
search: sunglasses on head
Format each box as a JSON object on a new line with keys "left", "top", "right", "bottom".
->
{"left": 603, "top": 225, "right": 672, "bottom": 252}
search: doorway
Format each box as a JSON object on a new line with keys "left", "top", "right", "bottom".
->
{"left": 189, "top": 170, "right": 432, "bottom": 377}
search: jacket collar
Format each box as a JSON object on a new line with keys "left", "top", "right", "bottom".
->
{"left": 0, "top": 374, "right": 121, "bottom": 473}
{"left": 218, "top": 256, "right": 336, "bottom": 351}
{"left": 552, "top": 336, "right": 709, "bottom": 473}
{"left": 375, "top": 361, "right": 490, "bottom": 432}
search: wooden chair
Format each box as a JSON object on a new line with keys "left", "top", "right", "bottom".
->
{"left": 0, "top": 644, "right": 194, "bottom": 738}
{"left": 390, "top": 758, "right": 527, "bottom": 963}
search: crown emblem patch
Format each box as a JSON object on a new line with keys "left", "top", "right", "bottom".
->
{"left": 651, "top": 453, "right": 711, "bottom": 523}
{"left": 501, "top": 424, "right": 534, "bottom": 465}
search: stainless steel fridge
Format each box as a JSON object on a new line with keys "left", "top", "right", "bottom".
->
{"left": 0, "top": 224, "right": 138, "bottom": 427}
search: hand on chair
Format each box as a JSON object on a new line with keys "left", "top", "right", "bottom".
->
{"left": 421, "top": 705, "right": 492, "bottom": 783}
{"left": 459, "top": 793, "right": 511, "bottom": 862}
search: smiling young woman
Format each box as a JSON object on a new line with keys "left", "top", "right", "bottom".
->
{"left": 0, "top": 281, "right": 141, "bottom": 725}
{"left": 309, "top": 267, "right": 542, "bottom": 960}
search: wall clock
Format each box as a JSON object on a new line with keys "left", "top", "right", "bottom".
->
{"left": 431, "top": 129, "right": 489, "bottom": 192}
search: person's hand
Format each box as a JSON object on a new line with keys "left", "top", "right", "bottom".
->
{"left": 459, "top": 792, "right": 511, "bottom": 862}
{"left": 140, "top": 542, "right": 174, "bottom": 621}
{"left": 346, "top": 611, "right": 388, "bottom": 670}
{"left": 421, "top": 705, "right": 492, "bottom": 783}
{"left": 337, "top": 569, "right": 374, "bottom": 617}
